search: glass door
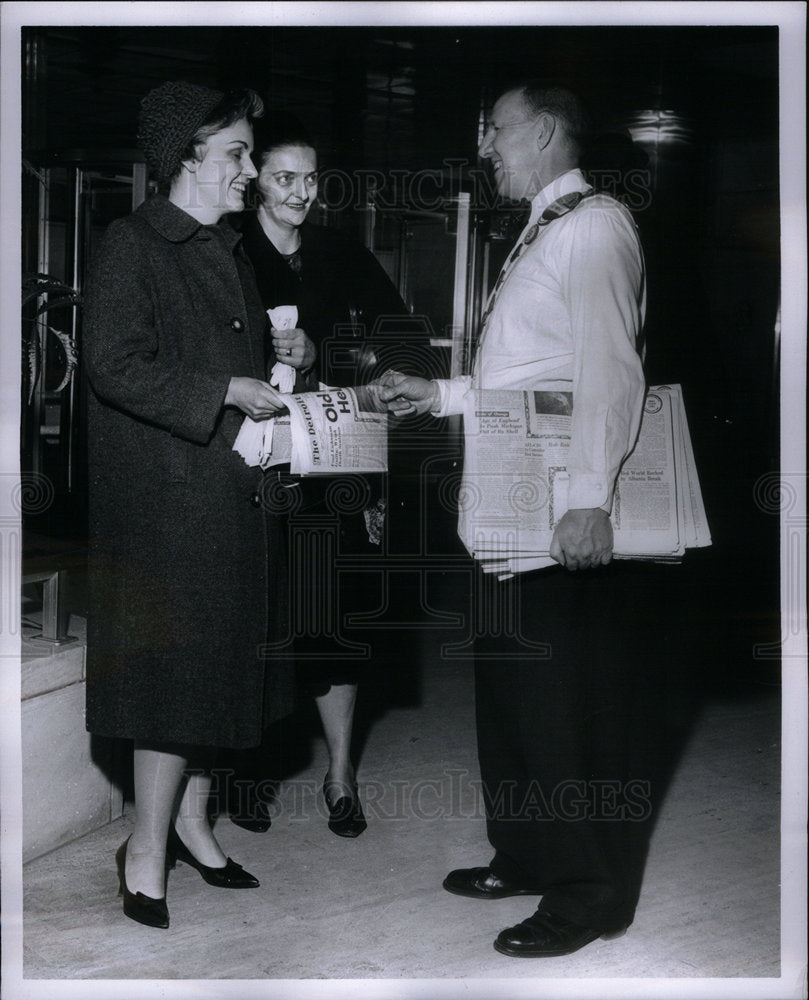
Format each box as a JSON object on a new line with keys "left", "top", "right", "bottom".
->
{"left": 22, "top": 155, "right": 146, "bottom": 538}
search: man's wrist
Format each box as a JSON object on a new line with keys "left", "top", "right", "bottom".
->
{"left": 567, "top": 474, "right": 613, "bottom": 512}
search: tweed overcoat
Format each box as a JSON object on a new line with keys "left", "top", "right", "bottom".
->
{"left": 84, "top": 195, "right": 295, "bottom": 749}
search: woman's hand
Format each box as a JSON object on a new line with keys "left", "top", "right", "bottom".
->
{"left": 225, "top": 377, "right": 286, "bottom": 420}
{"left": 271, "top": 327, "right": 316, "bottom": 372}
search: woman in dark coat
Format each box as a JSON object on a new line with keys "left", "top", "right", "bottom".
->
{"left": 237, "top": 113, "right": 409, "bottom": 838}
{"left": 84, "top": 81, "right": 294, "bottom": 929}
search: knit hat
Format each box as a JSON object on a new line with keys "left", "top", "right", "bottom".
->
{"left": 138, "top": 81, "right": 225, "bottom": 184}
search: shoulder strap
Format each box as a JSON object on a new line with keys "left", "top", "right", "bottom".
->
{"left": 537, "top": 187, "right": 595, "bottom": 226}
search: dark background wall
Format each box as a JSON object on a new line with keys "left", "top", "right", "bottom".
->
{"left": 21, "top": 23, "right": 783, "bottom": 684}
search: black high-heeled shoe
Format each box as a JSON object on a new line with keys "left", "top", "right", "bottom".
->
{"left": 230, "top": 802, "right": 272, "bottom": 834}
{"left": 229, "top": 785, "right": 273, "bottom": 833}
{"left": 324, "top": 779, "right": 368, "bottom": 839}
{"left": 115, "top": 838, "right": 169, "bottom": 929}
{"left": 166, "top": 825, "right": 260, "bottom": 888}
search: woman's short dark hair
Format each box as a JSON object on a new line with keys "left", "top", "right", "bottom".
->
{"left": 250, "top": 109, "right": 315, "bottom": 168}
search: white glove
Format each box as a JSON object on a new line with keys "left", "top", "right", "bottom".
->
{"left": 268, "top": 305, "right": 298, "bottom": 393}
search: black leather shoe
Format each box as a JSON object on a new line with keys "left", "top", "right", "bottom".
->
{"left": 443, "top": 866, "right": 544, "bottom": 900}
{"left": 166, "top": 826, "right": 260, "bottom": 888}
{"left": 324, "top": 780, "right": 367, "bottom": 838}
{"left": 115, "top": 839, "right": 169, "bottom": 929}
{"left": 494, "top": 910, "right": 622, "bottom": 958}
{"left": 230, "top": 798, "right": 272, "bottom": 833}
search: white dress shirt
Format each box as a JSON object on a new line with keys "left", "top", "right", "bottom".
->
{"left": 433, "top": 168, "right": 646, "bottom": 511}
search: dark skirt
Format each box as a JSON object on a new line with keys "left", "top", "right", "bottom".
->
{"left": 277, "top": 472, "right": 385, "bottom": 695}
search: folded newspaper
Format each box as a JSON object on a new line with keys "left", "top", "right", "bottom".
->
{"left": 233, "top": 386, "right": 388, "bottom": 475}
{"left": 458, "top": 385, "right": 711, "bottom": 578}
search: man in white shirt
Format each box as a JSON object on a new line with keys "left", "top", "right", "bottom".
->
{"left": 380, "top": 83, "right": 654, "bottom": 957}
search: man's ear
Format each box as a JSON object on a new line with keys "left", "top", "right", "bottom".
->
{"left": 535, "top": 110, "right": 557, "bottom": 151}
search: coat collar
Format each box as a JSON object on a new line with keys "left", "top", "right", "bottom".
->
{"left": 241, "top": 211, "right": 310, "bottom": 256}
{"left": 138, "top": 194, "right": 242, "bottom": 250}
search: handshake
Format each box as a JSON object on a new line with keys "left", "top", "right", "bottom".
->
{"left": 361, "top": 370, "right": 440, "bottom": 417}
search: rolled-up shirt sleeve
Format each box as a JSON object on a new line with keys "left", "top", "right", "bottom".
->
{"left": 555, "top": 205, "right": 646, "bottom": 511}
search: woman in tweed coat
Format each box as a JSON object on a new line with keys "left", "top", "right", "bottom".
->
{"left": 84, "top": 82, "right": 296, "bottom": 929}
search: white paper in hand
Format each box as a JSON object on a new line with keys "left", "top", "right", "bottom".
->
{"left": 233, "top": 416, "right": 266, "bottom": 467}
{"left": 268, "top": 305, "right": 298, "bottom": 394}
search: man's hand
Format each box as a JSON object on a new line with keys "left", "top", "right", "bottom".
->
{"left": 549, "top": 507, "right": 614, "bottom": 571}
{"left": 376, "top": 372, "right": 440, "bottom": 416}
{"left": 225, "top": 377, "right": 286, "bottom": 420}
{"left": 271, "top": 327, "right": 316, "bottom": 371}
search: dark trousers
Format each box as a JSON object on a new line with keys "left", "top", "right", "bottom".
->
{"left": 473, "top": 560, "right": 680, "bottom": 932}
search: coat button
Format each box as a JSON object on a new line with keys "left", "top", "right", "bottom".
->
{"left": 230, "top": 317, "right": 244, "bottom": 331}
{"left": 249, "top": 491, "right": 262, "bottom": 508}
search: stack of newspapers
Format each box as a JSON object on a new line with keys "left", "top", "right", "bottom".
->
{"left": 233, "top": 385, "right": 388, "bottom": 475}
{"left": 458, "top": 384, "right": 711, "bottom": 579}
